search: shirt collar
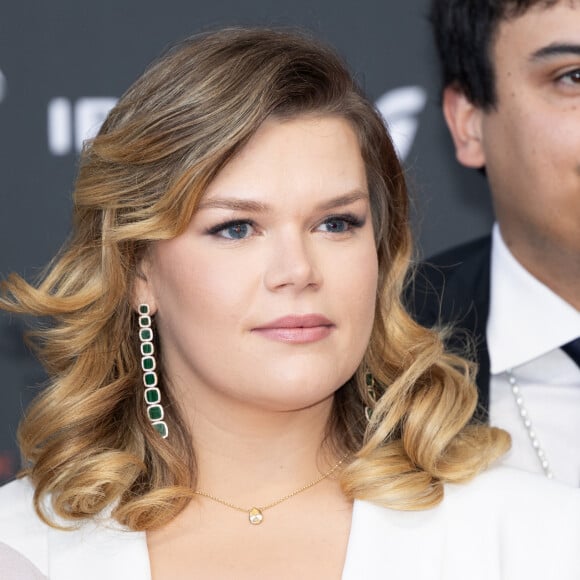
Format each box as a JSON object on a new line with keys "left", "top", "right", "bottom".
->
{"left": 487, "top": 223, "right": 580, "bottom": 373}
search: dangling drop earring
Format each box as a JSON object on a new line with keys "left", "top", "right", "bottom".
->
{"left": 138, "top": 304, "right": 168, "bottom": 438}
{"left": 364, "top": 372, "right": 378, "bottom": 423}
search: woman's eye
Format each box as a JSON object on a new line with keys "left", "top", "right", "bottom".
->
{"left": 318, "top": 215, "right": 363, "bottom": 234}
{"left": 322, "top": 218, "right": 349, "bottom": 233}
{"left": 210, "top": 221, "right": 255, "bottom": 240}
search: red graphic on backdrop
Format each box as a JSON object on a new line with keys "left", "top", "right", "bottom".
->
{"left": 0, "top": 451, "right": 16, "bottom": 481}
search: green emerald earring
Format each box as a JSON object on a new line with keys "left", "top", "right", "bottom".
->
{"left": 138, "top": 304, "right": 168, "bottom": 438}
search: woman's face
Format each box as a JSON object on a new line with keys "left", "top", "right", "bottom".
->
{"left": 136, "top": 115, "right": 378, "bottom": 416}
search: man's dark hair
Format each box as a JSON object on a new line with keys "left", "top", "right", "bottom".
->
{"left": 430, "top": 0, "right": 559, "bottom": 109}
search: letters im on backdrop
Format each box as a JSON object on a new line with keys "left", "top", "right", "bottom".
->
{"left": 47, "top": 97, "right": 118, "bottom": 156}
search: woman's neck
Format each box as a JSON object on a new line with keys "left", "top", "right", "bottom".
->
{"left": 183, "top": 392, "right": 338, "bottom": 502}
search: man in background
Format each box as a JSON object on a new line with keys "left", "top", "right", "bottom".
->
{"left": 409, "top": 0, "right": 580, "bottom": 485}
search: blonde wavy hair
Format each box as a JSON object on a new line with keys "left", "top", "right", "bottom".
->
{"left": 0, "top": 27, "right": 508, "bottom": 530}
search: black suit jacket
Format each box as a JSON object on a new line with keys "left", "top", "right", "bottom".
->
{"left": 406, "top": 236, "right": 492, "bottom": 422}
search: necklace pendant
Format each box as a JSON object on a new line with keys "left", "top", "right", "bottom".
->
{"left": 248, "top": 507, "right": 263, "bottom": 525}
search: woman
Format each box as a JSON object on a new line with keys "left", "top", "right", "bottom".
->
{"left": 0, "top": 27, "right": 578, "bottom": 579}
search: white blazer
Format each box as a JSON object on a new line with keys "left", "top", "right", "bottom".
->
{"left": 1, "top": 466, "right": 579, "bottom": 579}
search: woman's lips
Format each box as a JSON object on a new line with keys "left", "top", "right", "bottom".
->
{"left": 252, "top": 314, "right": 334, "bottom": 343}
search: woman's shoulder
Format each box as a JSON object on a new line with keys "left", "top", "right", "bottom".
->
{"left": 0, "top": 475, "right": 40, "bottom": 509}
{"left": 0, "top": 477, "right": 49, "bottom": 578}
{"left": 445, "top": 463, "right": 580, "bottom": 512}
{"left": 443, "top": 466, "right": 580, "bottom": 576}
{"left": 344, "top": 466, "right": 580, "bottom": 580}
{"left": 0, "top": 477, "right": 151, "bottom": 580}
{"left": 0, "top": 477, "right": 47, "bottom": 539}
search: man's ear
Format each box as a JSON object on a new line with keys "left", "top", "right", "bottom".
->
{"left": 132, "top": 254, "right": 157, "bottom": 314}
{"left": 442, "top": 85, "right": 486, "bottom": 168}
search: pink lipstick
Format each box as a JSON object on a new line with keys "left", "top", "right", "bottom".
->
{"left": 252, "top": 314, "right": 334, "bottom": 343}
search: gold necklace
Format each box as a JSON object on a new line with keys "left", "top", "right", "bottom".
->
{"left": 194, "top": 455, "right": 348, "bottom": 525}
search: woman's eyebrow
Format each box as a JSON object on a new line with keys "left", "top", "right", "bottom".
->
{"left": 315, "top": 190, "right": 369, "bottom": 211}
{"left": 197, "top": 199, "right": 270, "bottom": 212}
{"left": 197, "top": 190, "right": 368, "bottom": 213}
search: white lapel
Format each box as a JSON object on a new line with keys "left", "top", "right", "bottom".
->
{"left": 341, "top": 499, "right": 444, "bottom": 580}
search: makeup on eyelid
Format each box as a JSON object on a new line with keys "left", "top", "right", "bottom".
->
{"left": 205, "top": 213, "right": 366, "bottom": 240}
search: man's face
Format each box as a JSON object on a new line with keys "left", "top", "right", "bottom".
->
{"left": 444, "top": 1, "right": 580, "bottom": 282}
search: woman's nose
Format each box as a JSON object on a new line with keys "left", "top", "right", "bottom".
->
{"left": 263, "top": 231, "right": 322, "bottom": 292}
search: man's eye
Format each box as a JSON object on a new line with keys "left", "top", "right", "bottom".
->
{"left": 559, "top": 69, "right": 580, "bottom": 85}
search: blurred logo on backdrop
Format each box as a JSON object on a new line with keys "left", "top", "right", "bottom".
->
{"left": 0, "top": 68, "right": 6, "bottom": 104}
{"left": 46, "top": 86, "right": 428, "bottom": 160}
{"left": 47, "top": 97, "right": 117, "bottom": 156}
{"left": 376, "top": 86, "right": 427, "bottom": 161}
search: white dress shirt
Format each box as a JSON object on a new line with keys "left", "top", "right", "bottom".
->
{"left": 487, "top": 224, "right": 580, "bottom": 486}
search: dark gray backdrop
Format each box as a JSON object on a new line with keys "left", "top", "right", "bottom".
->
{"left": 0, "top": 0, "right": 492, "bottom": 482}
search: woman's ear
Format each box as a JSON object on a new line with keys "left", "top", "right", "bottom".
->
{"left": 132, "top": 253, "right": 157, "bottom": 314}
{"left": 442, "top": 85, "right": 486, "bottom": 169}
